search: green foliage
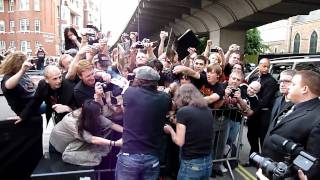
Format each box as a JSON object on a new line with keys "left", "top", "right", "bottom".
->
{"left": 244, "top": 54, "right": 258, "bottom": 64}
{"left": 245, "top": 28, "right": 269, "bottom": 55}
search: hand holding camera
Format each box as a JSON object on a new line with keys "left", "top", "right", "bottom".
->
{"left": 229, "top": 44, "right": 240, "bottom": 52}
{"left": 160, "top": 31, "right": 168, "bottom": 40}
{"left": 69, "top": 34, "right": 78, "bottom": 41}
{"left": 95, "top": 82, "right": 104, "bottom": 96}
{"left": 22, "top": 60, "right": 35, "bottom": 72}
{"left": 225, "top": 86, "right": 240, "bottom": 98}
{"left": 130, "top": 32, "right": 138, "bottom": 40}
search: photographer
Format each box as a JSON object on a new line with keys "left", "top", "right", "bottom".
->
{"left": 35, "top": 44, "right": 47, "bottom": 70}
{"left": 73, "top": 60, "right": 111, "bottom": 108}
{"left": 64, "top": 27, "right": 82, "bottom": 51}
{"left": 262, "top": 70, "right": 320, "bottom": 179}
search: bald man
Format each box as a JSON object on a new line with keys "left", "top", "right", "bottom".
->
{"left": 20, "top": 65, "right": 76, "bottom": 124}
{"left": 247, "top": 58, "right": 278, "bottom": 153}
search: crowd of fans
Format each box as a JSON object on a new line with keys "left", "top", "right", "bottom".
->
{"left": 1, "top": 26, "right": 319, "bottom": 180}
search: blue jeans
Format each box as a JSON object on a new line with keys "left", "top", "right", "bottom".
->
{"left": 178, "top": 155, "right": 212, "bottom": 180}
{"left": 115, "top": 152, "right": 160, "bottom": 180}
{"left": 227, "top": 120, "right": 240, "bottom": 146}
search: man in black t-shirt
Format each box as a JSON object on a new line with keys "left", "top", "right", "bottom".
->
{"left": 116, "top": 66, "right": 171, "bottom": 180}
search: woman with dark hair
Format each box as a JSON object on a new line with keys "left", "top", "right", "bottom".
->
{"left": 164, "top": 84, "right": 214, "bottom": 179}
{"left": 49, "top": 99, "right": 123, "bottom": 166}
{"left": 64, "top": 27, "right": 82, "bottom": 51}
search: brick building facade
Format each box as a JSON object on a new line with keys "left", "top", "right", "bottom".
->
{"left": 0, "top": 0, "right": 101, "bottom": 56}
{"left": 0, "top": 0, "right": 60, "bottom": 56}
{"left": 259, "top": 9, "right": 320, "bottom": 54}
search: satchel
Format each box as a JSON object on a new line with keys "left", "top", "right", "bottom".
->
{"left": 62, "top": 140, "right": 111, "bottom": 166}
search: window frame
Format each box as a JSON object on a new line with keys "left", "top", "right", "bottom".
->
{"left": 9, "top": 0, "right": 14, "bottom": 12}
{"left": 9, "top": 20, "right": 15, "bottom": 32}
{"left": 309, "top": 31, "right": 318, "bottom": 54}
{"left": 34, "top": 0, "right": 40, "bottom": 11}
{"left": 0, "top": 0, "right": 4, "bottom": 12}
{"left": 0, "top": 20, "right": 5, "bottom": 32}
{"left": 293, "top": 33, "right": 300, "bottom": 54}
{"left": 20, "top": 18, "right": 30, "bottom": 32}
{"left": 19, "top": 0, "right": 29, "bottom": 10}
{"left": 34, "top": 19, "right": 40, "bottom": 32}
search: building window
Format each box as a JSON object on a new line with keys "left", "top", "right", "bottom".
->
{"left": 20, "top": 19, "right": 30, "bottom": 32}
{"left": 19, "top": 0, "right": 29, "bottom": 10}
{"left": 9, "top": 0, "right": 14, "bottom": 11}
{"left": 34, "top": 19, "right": 40, "bottom": 32}
{"left": 34, "top": 0, "right": 39, "bottom": 11}
{"left": 0, "top": 21, "right": 5, "bottom": 32}
{"left": 309, "top": 31, "right": 318, "bottom": 54}
{"left": 74, "top": 16, "right": 80, "bottom": 26}
{"left": 0, "top": 0, "right": 4, "bottom": 12}
{"left": 9, "top": 41, "right": 15, "bottom": 48}
{"left": 20, "top": 40, "right": 30, "bottom": 52}
{"left": 293, "top": 33, "right": 300, "bottom": 54}
{"left": 35, "top": 41, "right": 40, "bottom": 49}
{"left": 0, "top": 41, "right": 5, "bottom": 49}
{"left": 10, "top": 20, "right": 15, "bottom": 32}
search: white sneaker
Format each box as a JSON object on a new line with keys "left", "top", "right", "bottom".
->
{"left": 220, "top": 164, "right": 228, "bottom": 173}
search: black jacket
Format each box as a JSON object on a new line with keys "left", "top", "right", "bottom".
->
{"left": 249, "top": 73, "right": 278, "bottom": 112}
{"left": 262, "top": 98, "right": 320, "bottom": 179}
{"left": 20, "top": 79, "right": 76, "bottom": 124}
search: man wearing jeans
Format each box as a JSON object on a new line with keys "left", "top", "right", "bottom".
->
{"left": 115, "top": 66, "right": 171, "bottom": 180}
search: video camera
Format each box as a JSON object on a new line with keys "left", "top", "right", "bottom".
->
{"left": 229, "top": 88, "right": 240, "bottom": 98}
{"left": 85, "top": 24, "right": 99, "bottom": 37}
{"left": 135, "top": 38, "right": 158, "bottom": 49}
{"left": 250, "top": 134, "right": 317, "bottom": 179}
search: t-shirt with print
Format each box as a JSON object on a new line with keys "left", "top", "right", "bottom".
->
{"left": 1, "top": 74, "right": 36, "bottom": 115}
{"left": 200, "top": 77, "right": 225, "bottom": 109}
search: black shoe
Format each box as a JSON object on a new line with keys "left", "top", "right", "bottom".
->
{"left": 212, "top": 169, "right": 224, "bottom": 177}
{"left": 242, "top": 162, "right": 255, "bottom": 167}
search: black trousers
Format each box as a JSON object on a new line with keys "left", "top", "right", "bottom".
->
{"left": 247, "top": 110, "right": 271, "bottom": 155}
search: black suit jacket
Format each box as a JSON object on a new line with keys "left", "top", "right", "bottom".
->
{"left": 20, "top": 79, "right": 76, "bottom": 123}
{"left": 270, "top": 96, "right": 294, "bottom": 124}
{"left": 262, "top": 98, "right": 320, "bottom": 179}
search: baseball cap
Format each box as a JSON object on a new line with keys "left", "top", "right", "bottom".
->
{"left": 94, "top": 54, "right": 112, "bottom": 67}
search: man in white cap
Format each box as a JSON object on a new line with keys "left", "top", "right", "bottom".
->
{"left": 115, "top": 66, "right": 171, "bottom": 180}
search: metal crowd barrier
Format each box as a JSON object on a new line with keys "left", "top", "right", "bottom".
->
{"left": 211, "top": 107, "right": 245, "bottom": 180}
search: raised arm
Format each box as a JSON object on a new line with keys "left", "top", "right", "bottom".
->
{"left": 203, "top": 40, "right": 213, "bottom": 58}
{"left": 172, "top": 65, "right": 200, "bottom": 79}
{"left": 65, "top": 46, "right": 89, "bottom": 80}
{"left": 4, "top": 61, "right": 33, "bottom": 89}
{"left": 158, "top": 31, "right": 167, "bottom": 57}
